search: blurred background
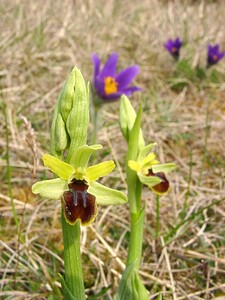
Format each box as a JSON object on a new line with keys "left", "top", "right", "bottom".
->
{"left": 0, "top": 0, "right": 225, "bottom": 299}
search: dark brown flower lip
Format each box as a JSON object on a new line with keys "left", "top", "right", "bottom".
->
{"left": 147, "top": 169, "right": 170, "bottom": 195}
{"left": 68, "top": 179, "right": 89, "bottom": 191}
{"left": 62, "top": 179, "right": 97, "bottom": 226}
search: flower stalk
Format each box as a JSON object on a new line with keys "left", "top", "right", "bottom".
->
{"left": 61, "top": 215, "right": 85, "bottom": 300}
{"left": 117, "top": 95, "right": 176, "bottom": 299}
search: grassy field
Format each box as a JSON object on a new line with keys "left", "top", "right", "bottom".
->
{"left": 1, "top": 0, "right": 225, "bottom": 299}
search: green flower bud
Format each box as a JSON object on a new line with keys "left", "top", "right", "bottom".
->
{"left": 66, "top": 71, "right": 89, "bottom": 161}
{"left": 119, "top": 95, "right": 145, "bottom": 149}
{"left": 50, "top": 67, "right": 89, "bottom": 159}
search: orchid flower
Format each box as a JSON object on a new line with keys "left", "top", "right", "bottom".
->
{"left": 128, "top": 143, "right": 176, "bottom": 195}
{"left": 32, "top": 144, "right": 127, "bottom": 226}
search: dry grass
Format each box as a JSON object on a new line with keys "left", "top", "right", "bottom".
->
{"left": 1, "top": 0, "right": 225, "bottom": 299}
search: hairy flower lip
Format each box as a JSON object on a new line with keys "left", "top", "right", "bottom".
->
{"left": 62, "top": 179, "right": 97, "bottom": 226}
{"left": 147, "top": 169, "right": 169, "bottom": 195}
{"left": 92, "top": 52, "right": 141, "bottom": 101}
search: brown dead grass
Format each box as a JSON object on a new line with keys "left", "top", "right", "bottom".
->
{"left": 1, "top": 0, "right": 225, "bottom": 299}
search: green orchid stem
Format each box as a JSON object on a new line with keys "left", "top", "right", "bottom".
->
{"left": 126, "top": 181, "right": 144, "bottom": 269}
{"left": 155, "top": 195, "right": 160, "bottom": 239}
{"left": 61, "top": 211, "right": 85, "bottom": 300}
{"left": 126, "top": 210, "right": 144, "bottom": 269}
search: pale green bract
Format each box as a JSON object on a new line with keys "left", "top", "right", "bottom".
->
{"left": 32, "top": 144, "right": 127, "bottom": 207}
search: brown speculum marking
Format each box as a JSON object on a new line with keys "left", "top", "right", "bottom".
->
{"left": 147, "top": 170, "right": 169, "bottom": 194}
{"left": 62, "top": 179, "right": 97, "bottom": 226}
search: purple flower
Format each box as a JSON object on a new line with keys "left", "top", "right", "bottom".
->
{"left": 91, "top": 53, "right": 141, "bottom": 101}
{"left": 207, "top": 44, "right": 225, "bottom": 66}
{"left": 164, "top": 37, "right": 183, "bottom": 59}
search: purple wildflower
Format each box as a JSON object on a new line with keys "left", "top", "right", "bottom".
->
{"left": 207, "top": 44, "right": 225, "bottom": 66}
{"left": 91, "top": 53, "right": 141, "bottom": 101}
{"left": 164, "top": 37, "right": 183, "bottom": 59}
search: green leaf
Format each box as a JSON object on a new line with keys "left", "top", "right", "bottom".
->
{"left": 138, "top": 173, "right": 162, "bottom": 187}
{"left": 152, "top": 163, "right": 176, "bottom": 174}
{"left": 32, "top": 178, "right": 67, "bottom": 200}
{"left": 86, "top": 160, "right": 115, "bottom": 181}
{"left": 132, "top": 270, "right": 149, "bottom": 300}
{"left": 43, "top": 154, "right": 75, "bottom": 180}
{"left": 88, "top": 181, "right": 127, "bottom": 206}
{"left": 69, "top": 144, "right": 102, "bottom": 168}
{"left": 116, "top": 263, "right": 148, "bottom": 300}
{"left": 58, "top": 273, "right": 76, "bottom": 300}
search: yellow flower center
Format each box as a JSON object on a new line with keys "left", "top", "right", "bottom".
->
{"left": 104, "top": 76, "right": 118, "bottom": 95}
{"left": 213, "top": 55, "right": 218, "bottom": 61}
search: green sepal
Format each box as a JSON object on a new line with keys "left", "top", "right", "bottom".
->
{"left": 138, "top": 173, "right": 162, "bottom": 187}
{"left": 58, "top": 274, "right": 76, "bottom": 300}
{"left": 138, "top": 142, "right": 157, "bottom": 161}
{"left": 32, "top": 178, "right": 67, "bottom": 200}
{"left": 86, "top": 160, "right": 115, "bottom": 181}
{"left": 43, "top": 154, "right": 74, "bottom": 180}
{"left": 88, "top": 181, "right": 127, "bottom": 206}
{"left": 152, "top": 163, "right": 177, "bottom": 174}
{"left": 69, "top": 144, "right": 102, "bottom": 169}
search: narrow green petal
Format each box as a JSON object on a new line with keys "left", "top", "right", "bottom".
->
{"left": 128, "top": 160, "right": 141, "bottom": 172}
{"left": 86, "top": 161, "right": 115, "bottom": 181}
{"left": 32, "top": 178, "right": 67, "bottom": 200}
{"left": 43, "top": 154, "right": 75, "bottom": 180}
{"left": 142, "top": 152, "right": 156, "bottom": 165}
{"left": 88, "top": 181, "right": 127, "bottom": 206}
{"left": 152, "top": 163, "right": 176, "bottom": 174}
{"left": 138, "top": 173, "right": 162, "bottom": 187}
{"left": 69, "top": 144, "right": 102, "bottom": 168}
